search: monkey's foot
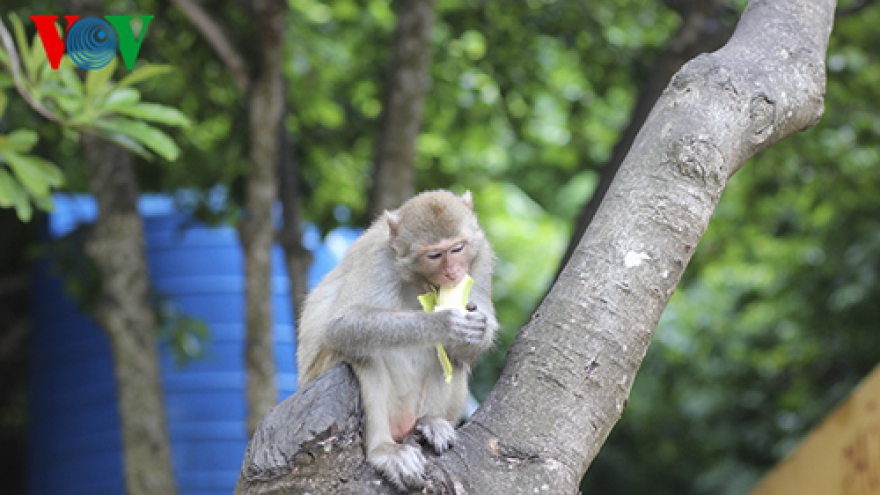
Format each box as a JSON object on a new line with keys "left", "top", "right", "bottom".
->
{"left": 369, "top": 442, "right": 426, "bottom": 490}
{"left": 414, "top": 416, "right": 456, "bottom": 454}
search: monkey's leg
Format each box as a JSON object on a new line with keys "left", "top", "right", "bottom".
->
{"left": 357, "top": 365, "right": 427, "bottom": 489}
{"left": 416, "top": 368, "right": 468, "bottom": 453}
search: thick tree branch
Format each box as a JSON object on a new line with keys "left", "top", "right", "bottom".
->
{"left": 466, "top": 1, "right": 833, "bottom": 491}
{"left": 171, "top": 0, "right": 251, "bottom": 93}
{"left": 236, "top": 1, "right": 836, "bottom": 493}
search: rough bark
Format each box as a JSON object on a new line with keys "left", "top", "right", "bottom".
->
{"left": 238, "top": 0, "right": 287, "bottom": 436}
{"left": 367, "top": 0, "right": 435, "bottom": 219}
{"left": 81, "top": 134, "right": 178, "bottom": 495}
{"left": 235, "top": 0, "right": 836, "bottom": 493}
{"left": 557, "top": 0, "right": 734, "bottom": 277}
{"left": 234, "top": 365, "right": 378, "bottom": 495}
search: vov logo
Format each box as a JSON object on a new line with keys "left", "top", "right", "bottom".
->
{"left": 30, "top": 15, "right": 154, "bottom": 71}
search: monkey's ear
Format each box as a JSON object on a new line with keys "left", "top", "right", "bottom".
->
{"left": 461, "top": 190, "right": 474, "bottom": 210}
{"left": 385, "top": 210, "right": 401, "bottom": 243}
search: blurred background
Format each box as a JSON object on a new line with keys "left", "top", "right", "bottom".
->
{"left": 1, "top": 0, "right": 878, "bottom": 494}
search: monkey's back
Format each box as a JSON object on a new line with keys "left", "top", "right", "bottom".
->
{"left": 296, "top": 220, "right": 402, "bottom": 386}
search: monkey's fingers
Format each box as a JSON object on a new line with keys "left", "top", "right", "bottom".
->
{"left": 465, "top": 311, "right": 487, "bottom": 324}
{"left": 457, "top": 325, "right": 487, "bottom": 344}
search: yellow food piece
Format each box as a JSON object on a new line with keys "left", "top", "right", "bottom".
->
{"left": 434, "top": 275, "right": 474, "bottom": 315}
{"left": 418, "top": 275, "right": 474, "bottom": 384}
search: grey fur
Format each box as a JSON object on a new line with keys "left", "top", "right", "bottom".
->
{"left": 297, "top": 190, "right": 498, "bottom": 490}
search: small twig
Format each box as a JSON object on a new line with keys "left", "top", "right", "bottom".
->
{"left": 0, "top": 18, "right": 65, "bottom": 124}
{"left": 171, "top": 0, "right": 251, "bottom": 93}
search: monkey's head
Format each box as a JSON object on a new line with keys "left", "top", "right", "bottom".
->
{"left": 385, "top": 190, "right": 483, "bottom": 289}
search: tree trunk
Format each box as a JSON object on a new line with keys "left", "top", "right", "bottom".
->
{"left": 277, "top": 104, "right": 312, "bottom": 326}
{"left": 81, "top": 134, "right": 178, "bottom": 495}
{"left": 172, "top": 0, "right": 289, "bottom": 439}
{"left": 556, "top": 0, "right": 734, "bottom": 277}
{"left": 236, "top": 0, "right": 836, "bottom": 493}
{"left": 238, "top": 0, "right": 287, "bottom": 437}
{"left": 367, "top": 0, "right": 435, "bottom": 218}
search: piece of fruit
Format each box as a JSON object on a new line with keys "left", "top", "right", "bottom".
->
{"left": 418, "top": 275, "right": 474, "bottom": 384}
{"left": 434, "top": 275, "right": 474, "bottom": 315}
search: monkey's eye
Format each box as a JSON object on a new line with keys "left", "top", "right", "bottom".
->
{"left": 426, "top": 252, "right": 443, "bottom": 260}
{"left": 451, "top": 242, "right": 466, "bottom": 253}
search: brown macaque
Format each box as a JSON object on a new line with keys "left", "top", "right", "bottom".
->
{"left": 297, "top": 190, "right": 498, "bottom": 489}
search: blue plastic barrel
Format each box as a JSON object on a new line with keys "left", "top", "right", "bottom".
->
{"left": 27, "top": 195, "right": 358, "bottom": 495}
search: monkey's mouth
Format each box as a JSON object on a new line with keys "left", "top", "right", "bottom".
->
{"left": 439, "top": 272, "right": 465, "bottom": 287}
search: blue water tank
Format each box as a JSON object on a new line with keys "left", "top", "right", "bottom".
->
{"left": 27, "top": 195, "right": 358, "bottom": 495}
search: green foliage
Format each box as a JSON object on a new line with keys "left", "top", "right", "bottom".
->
{"left": 0, "top": 127, "right": 62, "bottom": 221}
{"left": 0, "top": 45, "right": 63, "bottom": 221}
{"left": 0, "top": 13, "right": 190, "bottom": 221}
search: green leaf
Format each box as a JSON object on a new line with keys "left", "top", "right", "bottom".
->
{"left": 13, "top": 192, "right": 32, "bottom": 221}
{"left": 53, "top": 93, "right": 83, "bottom": 115}
{"left": 28, "top": 25, "right": 50, "bottom": 71}
{"left": 0, "top": 91, "right": 7, "bottom": 117}
{"left": 5, "top": 129, "right": 39, "bottom": 152}
{"left": 0, "top": 167, "right": 20, "bottom": 206}
{"left": 0, "top": 167, "right": 31, "bottom": 222}
{"left": 86, "top": 57, "right": 118, "bottom": 97}
{"left": 3, "top": 152, "right": 49, "bottom": 196}
{"left": 58, "top": 65, "right": 84, "bottom": 97}
{"left": 104, "top": 87, "right": 141, "bottom": 108}
{"left": 110, "top": 102, "right": 191, "bottom": 127}
{"left": 32, "top": 192, "right": 55, "bottom": 212}
{"left": 116, "top": 64, "right": 173, "bottom": 89}
{"left": 87, "top": 126, "right": 153, "bottom": 159}
{"left": 9, "top": 14, "right": 37, "bottom": 83}
{"left": 3, "top": 151, "right": 63, "bottom": 196}
{"left": 38, "top": 59, "right": 55, "bottom": 86}
{"left": 91, "top": 118, "right": 181, "bottom": 161}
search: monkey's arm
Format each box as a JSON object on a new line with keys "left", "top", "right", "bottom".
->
{"left": 446, "top": 257, "right": 498, "bottom": 364}
{"left": 325, "top": 305, "right": 486, "bottom": 359}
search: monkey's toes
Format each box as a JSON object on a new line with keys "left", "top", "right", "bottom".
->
{"left": 415, "top": 416, "right": 457, "bottom": 454}
{"left": 370, "top": 443, "right": 426, "bottom": 490}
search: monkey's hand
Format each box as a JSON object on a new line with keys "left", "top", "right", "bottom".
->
{"left": 444, "top": 305, "right": 496, "bottom": 364}
{"left": 433, "top": 308, "right": 487, "bottom": 347}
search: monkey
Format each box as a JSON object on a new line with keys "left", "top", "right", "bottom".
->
{"left": 296, "top": 189, "right": 498, "bottom": 490}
